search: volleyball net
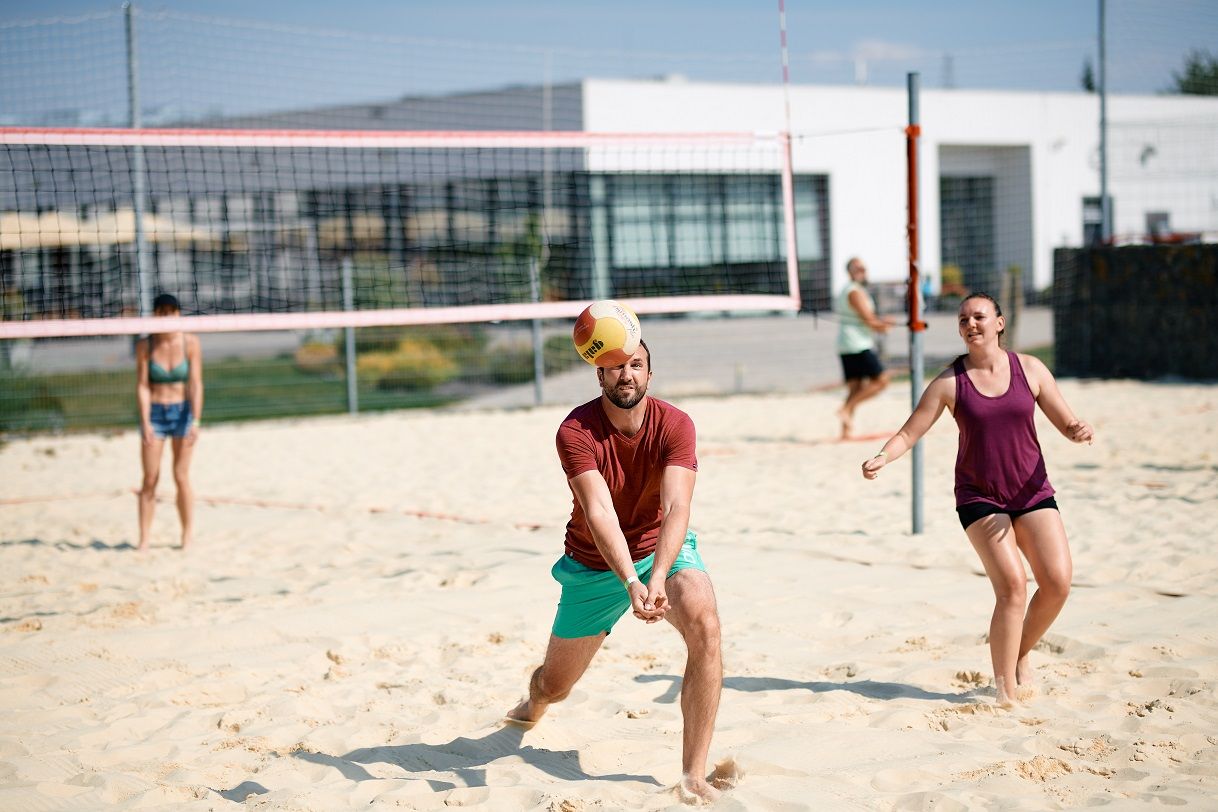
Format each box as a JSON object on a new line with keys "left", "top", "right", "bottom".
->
{"left": 0, "top": 127, "right": 804, "bottom": 340}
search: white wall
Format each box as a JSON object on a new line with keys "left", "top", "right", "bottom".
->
{"left": 581, "top": 78, "right": 1218, "bottom": 295}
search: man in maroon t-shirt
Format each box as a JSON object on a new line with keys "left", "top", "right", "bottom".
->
{"left": 505, "top": 340, "right": 725, "bottom": 803}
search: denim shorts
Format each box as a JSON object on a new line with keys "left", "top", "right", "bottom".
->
{"left": 550, "top": 530, "right": 707, "bottom": 639}
{"left": 149, "top": 401, "right": 193, "bottom": 438}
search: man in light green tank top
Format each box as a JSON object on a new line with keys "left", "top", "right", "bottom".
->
{"left": 834, "top": 257, "right": 896, "bottom": 438}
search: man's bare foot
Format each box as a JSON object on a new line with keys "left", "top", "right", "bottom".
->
{"left": 504, "top": 698, "right": 547, "bottom": 729}
{"left": 179, "top": 533, "right": 192, "bottom": 551}
{"left": 836, "top": 406, "right": 854, "bottom": 439}
{"left": 1016, "top": 654, "right": 1035, "bottom": 686}
{"left": 137, "top": 540, "right": 150, "bottom": 553}
{"left": 677, "top": 775, "right": 721, "bottom": 806}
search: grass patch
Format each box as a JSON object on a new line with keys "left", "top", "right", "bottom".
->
{"left": 1, "top": 328, "right": 584, "bottom": 434}
{"left": 0, "top": 354, "right": 456, "bottom": 434}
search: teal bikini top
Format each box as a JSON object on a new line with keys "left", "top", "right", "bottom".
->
{"left": 149, "top": 337, "right": 190, "bottom": 384}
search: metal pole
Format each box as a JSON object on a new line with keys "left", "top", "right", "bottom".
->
{"left": 1098, "top": 0, "right": 1110, "bottom": 242}
{"left": 906, "top": 72, "right": 925, "bottom": 535}
{"left": 529, "top": 257, "right": 545, "bottom": 404}
{"left": 342, "top": 257, "right": 358, "bottom": 414}
{"left": 124, "top": 3, "right": 152, "bottom": 317}
{"left": 529, "top": 49, "right": 554, "bottom": 407}
{"left": 777, "top": 1, "right": 801, "bottom": 311}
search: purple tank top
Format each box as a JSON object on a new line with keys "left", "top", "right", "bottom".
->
{"left": 953, "top": 351, "right": 1054, "bottom": 509}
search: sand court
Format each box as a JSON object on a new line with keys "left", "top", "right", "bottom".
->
{"left": 2, "top": 380, "right": 1217, "bottom": 809}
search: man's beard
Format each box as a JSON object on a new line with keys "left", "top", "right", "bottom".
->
{"left": 604, "top": 381, "right": 647, "bottom": 409}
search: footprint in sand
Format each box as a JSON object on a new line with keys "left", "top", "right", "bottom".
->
{"left": 952, "top": 670, "right": 988, "bottom": 689}
{"left": 925, "top": 702, "right": 1003, "bottom": 730}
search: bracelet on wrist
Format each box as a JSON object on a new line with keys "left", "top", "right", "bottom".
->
{"left": 624, "top": 575, "right": 640, "bottom": 590}
{"left": 874, "top": 450, "right": 888, "bottom": 459}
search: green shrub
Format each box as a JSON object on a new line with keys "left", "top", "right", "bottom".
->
{"left": 343, "top": 324, "right": 490, "bottom": 355}
{"left": 483, "top": 345, "right": 536, "bottom": 384}
{"left": 474, "top": 334, "right": 585, "bottom": 384}
{"left": 294, "top": 341, "right": 340, "bottom": 374}
{"left": 544, "top": 334, "right": 582, "bottom": 375}
{"left": 357, "top": 338, "right": 458, "bottom": 391}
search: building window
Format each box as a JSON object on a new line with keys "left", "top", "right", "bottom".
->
{"left": 598, "top": 172, "right": 829, "bottom": 304}
{"left": 609, "top": 176, "right": 671, "bottom": 269}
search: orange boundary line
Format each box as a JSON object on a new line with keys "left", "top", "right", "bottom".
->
{"left": 0, "top": 489, "right": 545, "bottom": 530}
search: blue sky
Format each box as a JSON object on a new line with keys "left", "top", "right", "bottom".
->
{"left": 2, "top": 1, "right": 1215, "bottom": 124}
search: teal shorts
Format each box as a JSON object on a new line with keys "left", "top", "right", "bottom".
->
{"left": 550, "top": 530, "right": 706, "bottom": 639}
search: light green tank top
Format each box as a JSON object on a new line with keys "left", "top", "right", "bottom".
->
{"left": 835, "top": 281, "right": 876, "bottom": 355}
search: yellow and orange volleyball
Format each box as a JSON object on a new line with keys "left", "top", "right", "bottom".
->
{"left": 573, "top": 299, "right": 642, "bottom": 367}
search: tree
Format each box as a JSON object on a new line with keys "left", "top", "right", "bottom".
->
{"left": 1080, "top": 58, "right": 1096, "bottom": 92}
{"left": 1169, "top": 49, "right": 1218, "bottom": 95}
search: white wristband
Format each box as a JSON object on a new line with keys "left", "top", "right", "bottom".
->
{"left": 624, "top": 575, "right": 640, "bottom": 589}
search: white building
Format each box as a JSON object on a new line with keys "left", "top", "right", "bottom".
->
{"left": 582, "top": 77, "right": 1218, "bottom": 298}
{"left": 4, "top": 78, "right": 1215, "bottom": 318}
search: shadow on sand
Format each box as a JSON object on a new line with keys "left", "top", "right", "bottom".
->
{"left": 636, "top": 673, "right": 976, "bottom": 704}
{"left": 0, "top": 537, "right": 134, "bottom": 552}
{"left": 293, "top": 724, "right": 662, "bottom": 791}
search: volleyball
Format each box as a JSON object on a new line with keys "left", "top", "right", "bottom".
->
{"left": 573, "top": 300, "right": 642, "bottom": 367}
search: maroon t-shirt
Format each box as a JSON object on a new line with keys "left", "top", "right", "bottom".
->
{"left": 556, "top": 396, "right": 698, "bottom": 569}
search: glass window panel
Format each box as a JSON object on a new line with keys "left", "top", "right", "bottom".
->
{"left": 794, "top": 179, "right": 823, "bottom": 261}
{"left": 611, "top": 176, "right": 669, "bottom": 268}
{"left": 671, "top": 176, "right": 720, "bottom": 268}
{"left": 724, "top": 176, "right": 778, "bottom": 263}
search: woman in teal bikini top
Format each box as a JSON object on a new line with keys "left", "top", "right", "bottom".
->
{"left": 148, "top": 340, "right": 190, "bottom": 384}
{"left": 135, "top": 293, "right": 204, "bottom": 551}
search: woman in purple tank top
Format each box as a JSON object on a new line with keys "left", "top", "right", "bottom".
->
{"left": 860, "top": 293, "right": 1093, "bottom": 707}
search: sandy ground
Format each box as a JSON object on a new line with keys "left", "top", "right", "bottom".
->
{"left": 1, "top": 376, "right": 1216, "bottom": 810}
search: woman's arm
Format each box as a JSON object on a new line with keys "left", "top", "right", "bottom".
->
{"left": 187, "top": 335, "right": 204, "bottom": 439}
{"left": 862, "top": 369, "right": 953, "bottom": 479}
{"left": 135, "top": 339, "right": 154, "bottom": 444}
{"left": 1022, "top": 354, "right": 1093, "bottom": 444}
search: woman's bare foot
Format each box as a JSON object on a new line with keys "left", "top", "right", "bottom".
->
{"left": 179, "top": 532, "right": 192, "bottom": 551}
{"left": 994, "top": 675, "right": 1021, "bottom": 708}
{"left": 677, "top": 775, "right": 721, "bottom": 806}
{"left": 1016, "top": 654, "right": 1035, "bottom": 686}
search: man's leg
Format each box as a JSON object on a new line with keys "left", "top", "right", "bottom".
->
{"left": 846, "top": 370, "right": 890, "bottom": 412}
{"left": 506, "top": 633, "right": 605, "bottom": 727}
{"left": 837, "top": 379, "right": 864, "bottom": 437}
{"left": 663, "top": 568, "right": 722, "bottom": 801}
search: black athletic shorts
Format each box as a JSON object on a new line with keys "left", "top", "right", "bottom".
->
{"left": 956, "top": 496, "right": 1059, "bottom": 531}
{"left": 840, "top": 349, "right": 884, "bottom": 381}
